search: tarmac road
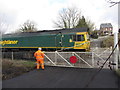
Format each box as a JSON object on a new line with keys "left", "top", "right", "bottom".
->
{"left": 2, "top": 66, "right": 119, "bottom": 88}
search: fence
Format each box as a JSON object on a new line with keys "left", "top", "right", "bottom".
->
{"left": 44, "top": 52, "right": 94, "bottom": 68}
{"left": 2, "top": 48, "right": 114, "bottom": 69}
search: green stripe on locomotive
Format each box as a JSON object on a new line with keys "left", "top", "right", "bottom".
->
{"left": 1, "top": 33, "right": 74, "bottom": 49}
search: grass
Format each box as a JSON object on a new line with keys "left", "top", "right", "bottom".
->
{"left": 116, "top": 69, "right": 120, "bottom": 77}
{"left": 2, "top": 59, "right": 36, "bottom": 80}
{"left": 101, "top": 34, "right": 120, "bottom": 48}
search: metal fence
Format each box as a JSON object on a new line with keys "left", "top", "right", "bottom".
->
{"left": 44, "top": 52, "right": 94, "bottom": 68}
{"left": 2, "top": 48, "right": 114, "bottom": 69}
{"left": 2, "top": 51, "right": 35, "bottom": 61}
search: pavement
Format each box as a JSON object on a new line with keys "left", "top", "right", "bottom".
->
{"left": 2, "top": 66, "right": 119, "bottom": 88}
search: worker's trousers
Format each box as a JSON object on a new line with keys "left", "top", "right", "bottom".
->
{"left": 36, "top": 59, "right": 44, "bottom": 69}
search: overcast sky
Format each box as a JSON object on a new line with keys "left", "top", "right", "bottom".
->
{"left": 0, "top": 0, "right": 119, "bottom": 34}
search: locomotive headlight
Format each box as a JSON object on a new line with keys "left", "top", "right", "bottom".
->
{"left": 80, "top": 43, "right": 85, "bottom": 45}
{"left": 75, "top": 43, "right": 85, "bottom": 47}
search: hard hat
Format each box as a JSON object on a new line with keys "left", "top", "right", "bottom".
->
{"left": 38, "top": 47, "right": 42, "bottom": 50}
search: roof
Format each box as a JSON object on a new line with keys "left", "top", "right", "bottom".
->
{"left": 37, "top": 27, "right": 89, "bottom": 33}
{"left": 2, "top": 27, "right": 89, "bottom": 38}
{"left": 100, "top": 23, "right": 113, "bottom": 29}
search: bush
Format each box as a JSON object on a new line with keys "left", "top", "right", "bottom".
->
{"left": 101, "top": 34, "right": 120, "bottom": 48}
{"left": 101, "top": 36, "right": 114, "bottom": 48}
{"left": 116, "top": 69, "right": 120, "bottom": 77}
{"left": 90, "top": 30, "right": 99, "bottom": 39}
{"left": 90, "top": 34, "right": 98, "bottom": 39}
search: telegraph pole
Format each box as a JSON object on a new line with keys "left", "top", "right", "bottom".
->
{"left": 118, "top": 2, "right": 120, "bottom": 69}
{"left": 107, "top": 0, "right": 120, "bottom": 70}
{"left": 114, "top": 32, "right": 119, "bottom": 70}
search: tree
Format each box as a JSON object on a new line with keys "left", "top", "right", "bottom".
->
{"left": 54, "top": 7, "right": 81, "bottom": 29}
{"left": 75, "top": 16, "right": 88, "bottom": 28}
{"left": 76, "top": 16, "right": 95, "bottom": 34}
{"left": 106, "top": 0, "right": 120, "bottom": 7}
{"left": 0, "top": 22, "right": 10, "bottom": 35}
{"left": 86, "top": 19, "right": 95, "bottom": 31}
{"left": 19, "top": 20, "right": 37, "bottom": 32}
{"left": 0, "top": 16, "right": 9, "bottom": 35}
{"left": 90, "top": 30, "right": 99, "bottom": 39}
{"left": 54, "top": 7, "right": 95, "bottom": 33}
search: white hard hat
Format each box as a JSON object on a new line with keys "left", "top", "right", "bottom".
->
{"left": 38, "top": 47, "right": 42, "bottom": 50}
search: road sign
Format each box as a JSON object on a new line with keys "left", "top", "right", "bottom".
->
{"left": 70, "top": 56, "right": 78, "bottom": 63}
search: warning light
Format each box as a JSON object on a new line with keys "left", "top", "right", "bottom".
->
{"left": 70, "top": 56, "right": 78, "bottom": 63}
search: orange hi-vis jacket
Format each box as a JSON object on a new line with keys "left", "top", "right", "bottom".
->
{"left": 34, "top": 50, "right": 44, "bottom": 60}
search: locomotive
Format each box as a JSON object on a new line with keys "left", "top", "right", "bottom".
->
{"left": 1, "top": 27, "right": 90, "bottom": 51}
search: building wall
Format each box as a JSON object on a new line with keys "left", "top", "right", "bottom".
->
{"left": 100, "top": 23, "right": 113, "bottom": 35}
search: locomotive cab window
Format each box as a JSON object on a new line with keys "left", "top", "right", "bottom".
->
{"left": 72, "top": 34, "right": 85, "bottom": 41}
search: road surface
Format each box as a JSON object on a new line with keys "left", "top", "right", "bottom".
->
{"left": 2, "top": 66, "right": 119, "bottom": 88}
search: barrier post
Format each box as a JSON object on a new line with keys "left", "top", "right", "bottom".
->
{"left": 114, "top": 32, "right": 119, "bottom": 70}
{"left": 12, "top": 51, "right": 14, "bottom": 60}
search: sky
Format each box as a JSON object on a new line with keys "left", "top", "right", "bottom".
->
{"left": 0, "top": 0, "right": 119, "bottom": 34}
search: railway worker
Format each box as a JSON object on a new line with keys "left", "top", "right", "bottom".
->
{"left": 34, "top": 47, "right": 45, "bottom": 70}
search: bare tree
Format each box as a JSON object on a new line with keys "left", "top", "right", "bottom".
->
{"left": 53, "top": 6, "right": 95, "bottom": 32}
{"left": 0, "top": 22, "right": 3, "bottom": 35}
{"left": 19, "top": 20, "right": 37, "bottom": 32}
{"left": 54, "top": 7, "right": 81, "bottom": 29}
{"left": 106, "top": 0, "right": 120, "bottom": 7}
{"left": 86, "top": 18, "right": 95, "bottom": 31}
{"left": 0, "top": 15, "right": 9, "bottom": 35}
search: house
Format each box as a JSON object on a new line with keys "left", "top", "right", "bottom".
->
{"left": 100, "top": 23, "right": 113, "bottom": 35}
